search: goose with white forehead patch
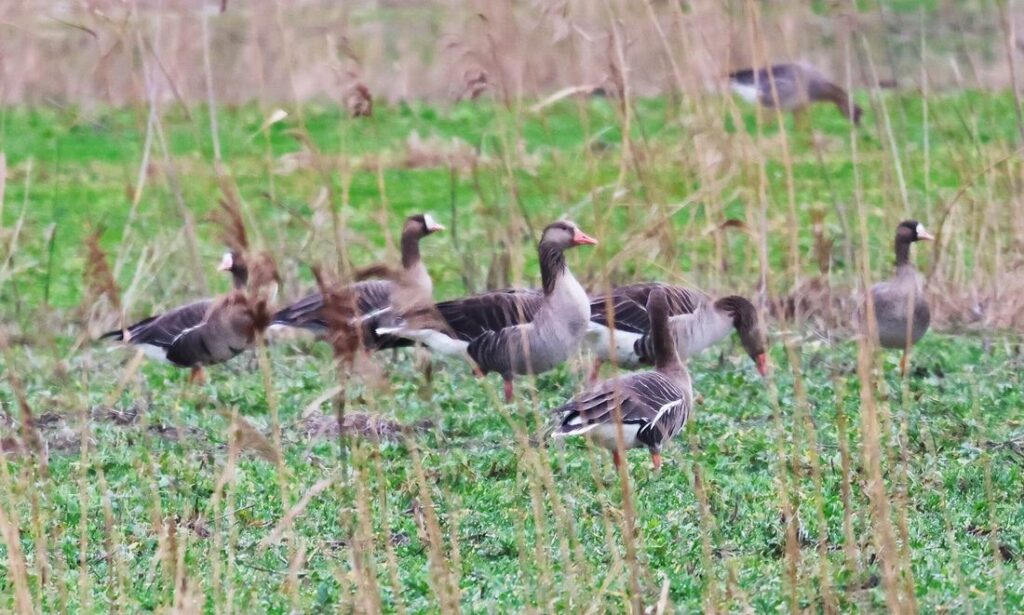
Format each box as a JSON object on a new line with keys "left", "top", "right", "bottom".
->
{"left": 868, "top": 219, "right": 934, "bottom": 375}
{"left": 270, "top": 213, "right": 444, "bottom": 349}
{"left": 379, "top": 220, "right": 597, "bottom": 402}
{"left": 100, "top": 251, "right": 271, "bottom": 384}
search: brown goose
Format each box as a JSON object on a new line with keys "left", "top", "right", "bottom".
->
{"left": 270, "top": 213, "right": 444, "bottom": 348}
{"left": 587, "top": 283, "right": 767, "bottom": 380}
{"left": 868, "top": 220, "right": 933, "bottom": 375}
{"left": 101, "top": 251, "right": 272, "bottom": 383}
{"left": 379, "top": 220, "right": 596, "bottom": 401}
{"left": 554, "top": 287, "right": 694, "bottom": 471}
{"left": 729, "top": 62, "right": 862, "bottom": 125}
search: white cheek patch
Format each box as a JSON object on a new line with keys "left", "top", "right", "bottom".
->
{"left": 219, "top": 252, "right": 234, "bottom": 271}
{"left": 424, "top": 214, "right": 441, "bottom": 231}
{"left": 916, "top": 223, "right": 926, "bottom": 236}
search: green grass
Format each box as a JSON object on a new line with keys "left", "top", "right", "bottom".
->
{"left": 1, "top": 93, "right": 1023, "bottom": 612}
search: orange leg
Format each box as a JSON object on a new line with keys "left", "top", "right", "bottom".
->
{"left": 188, "top": 366, "right": 206, "bottom": 385}
{"left": 612, "top": 449, "right": 623, "bottom": 470}
{"left": 899, "top": 352, "right": 909, "bottom": 377}
{"left": 503, "top": 379, "right": 514, "bottom": 403}
{"left": 588, "top": 358, "right": 603, "bottom": 384}
{"left": 651, "top": 452, "right": 662, "bottom": 472}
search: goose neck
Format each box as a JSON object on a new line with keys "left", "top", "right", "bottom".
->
{"left": 539, "top": 243, "right": 567, "bottom": 295}
{"left": 401, "top": 232, "right": 422, "bottom": 269}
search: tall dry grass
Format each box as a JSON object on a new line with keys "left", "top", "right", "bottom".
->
{"left": 0, "top": 0, "right": 1017, "bottom": 107}
{"left": 1, "top": 0, "right": 1022, "bottom": 613}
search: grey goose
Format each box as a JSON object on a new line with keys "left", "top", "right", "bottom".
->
{"left": 270, "top": 213, "right": 444, "bottom": 349}
{"left": 379, "top": 220, "right": 597, "bottom": 402}
{"left": 554, "top": 286, "right": 694, "bottom": 471}
{"left": 587, "top": 282, "right": 767, "bottom": 380}
{"left": 868, "top": 219, "right": 933, "bottom": 375}
{"left": 100, "top": 251, "right": 273, "bottom": 384}
{"left": 729, "top": 62, "right": 862, "bottom": 125}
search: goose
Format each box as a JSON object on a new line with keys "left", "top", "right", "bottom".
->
{"left": 553, "top": 286, "right": 694, "bottom": 471}
{"left": 270, "top": 213, "right": 444, "bottom": 348}
{"left": 100, "top": 251, "right": 272, "bottom": 384}
{"left": 379, "top": 220, "right": 597, "bottom": 401}
{"left": 868, "top": 220, "right": 933, "bottom": 375}
{"left": 729, "top": 62, "right": 862, "bottom": 125}
{"left": 586, "top": 283, "right": 767, "bottom": 380}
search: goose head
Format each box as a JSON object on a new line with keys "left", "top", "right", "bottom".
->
{"left": 404, "top": 213, "right": 446, "bottom": 238}
{"left": 218, "top": 250, "right": 249, "bottom": 290}
{"left": 218, "top": 250, "right": 280, "bottom": 298}
{"left": 896, "top": 220, "right": 934, "bottom": 243}
{"left": 540, "top": 220, "right": 598, "bottom": 250}
{"left": 715, "top": 296, "right": 768, "bottom": 377}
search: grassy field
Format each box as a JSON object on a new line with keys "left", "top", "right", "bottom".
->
{"left": 1, "top": 92, "right": 1023, "bottom": 612}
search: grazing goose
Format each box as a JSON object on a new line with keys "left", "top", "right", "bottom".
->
{"left": 729, "top": 62, "right": 862, "bottom": 125}
{"left": 587, "top": 283, "right": 767, "bottom": 380}
{"left": 101, "top": 251, "right": 272, "bottom": 384}
{"left": 868, "top": 220, "right": 933, "bottom": 375}
{"left": 554, "top": 287, "right": 694, "bottom": 471}
{"left": 270, "top": 213, "right": 444, "bottom": 348}
{"left": 379, "top": 220, "right": 596, "bottom": 401}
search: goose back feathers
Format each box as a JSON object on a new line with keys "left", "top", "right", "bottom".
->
{"left": 466, "top": 221, "right": 595, "bottom": 381}
{"left": 270, "top": 213, "right": 443, "bottom": 349}
{"left": 870, "top": 220, "right": 932, "bottom": 349}
{"left": 102, "top": 252, "right": 272, "bottom": 369}
{"left": 587, "top": 283, "right": 767, "bottom": 375}
{"left": 555, "top": 287, "right": 693, "bottom": 469}
{"left": 729, "top": 62, "right": 862, "bottom": 124}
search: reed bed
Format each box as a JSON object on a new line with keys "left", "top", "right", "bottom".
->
{"left": 0, "top": 0, "right": 1023, "bottom": 612}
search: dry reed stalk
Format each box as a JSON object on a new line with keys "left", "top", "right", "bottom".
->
{"left": 407, "top": 441, "right": 460, "bottom": 612}
{"left": 97, "top": 467, "right": 129, "bottom": 613}
{"left": 579, "top": 439, "right": 634, "bottom": 605}
{"left": 259, "top": 474, "right": 335, "bottom": 550}
{"left": 895, "top": 381, "right": 921, "bottom": 613}
{"left": 832, "top": 375, "right": 864, "bottom": 605}
{"left": 848, "top": 49, "right": 910, "bottom": 609}
{"left": 349, "top": 461, "right": 383, "bottom": 612}
{"left": 688, "top": 439, "right": 721, "bottom": 612}
{"left": 210, "top": 406, "right": 242, "bottom": 615}
{"left": 130, "top": 14, "right": 207, "bottom": 296}
{"left": 0, "top": 424, "right": 34, "bottom": 614}
{"left": 0, "top": 152, "right": 6, "bottom": 225}
{"left": 524, "top": 446, "right": 556, "bottom": 608}
{"left": 919, "top": 418, "right": 973, "bottom": 613}
{"left": 285, "top": 540, "right": 307, "bottom": 613}
{"left": 0, "top": 331, "right": 48, "bottom": 476}
{"left": 781, "top": 337, "right": 838, "bottom": 614}
{"left": 201, "top": 10, "right": 223, "bottom": 163}
{"left": 760, "top": 360, "right": 801, "bottom": 609}
{"left": 83, "top": 227, "right": 123, "bottom": 335}
{"left": 982, "top": 457, "right": 1008, "bottom": 615}
{"left": 530, "top": 446, "right": 587, "bottom": 608}
{"left": 50, "top": 523, "right": 70, "bottom": 613}
{"left": 368, "top": 444, "right": 409, "bottom": 615}
{"left": 76, "top": 385, "right": 94, "bottom": 611}
{"left": 27, "top": 476, "right": 50, "bottom": 610}
{"left": 853, "top": 340, "right": 905, "bottom": 611}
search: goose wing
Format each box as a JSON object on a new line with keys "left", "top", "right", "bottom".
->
{"left": 554, "top": 371, "right": 691, "bottom": 450}
{"left": 589, "top": 295, "right": 649, "bottom": 334}
{"left": 591, "top": 283, "right": 708, "bottom": 334}
{"left": 103, "top": 300, "right": 212, "bottom": 349}
{"left": 435, "top": 289, "right": 543, "bottom": 342}
{"left": 271, "top": 291, "right": 326, "bottom": 331}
